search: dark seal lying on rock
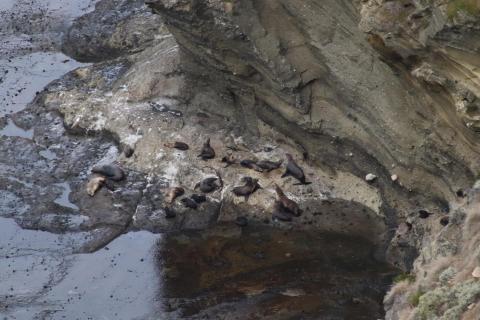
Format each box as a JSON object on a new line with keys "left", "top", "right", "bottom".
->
{"left": 195, "top": 177, "right": 220, "bottom": 193}
{"left": 232, "top": 176, "right": 262, "bottom": 201}
{"left": 164, "top": 141, "right": 189, "bottom": 150}
{"left": 257, "top": 160, "right": 282, "bottom": 172}
{"left": 91, "top": 164, "right": 125, "bottom": 181}
{"left": 240, "top": 159, "right": 263, "bottom": 172}
{"left": 181, "top": 197, "right": 198, "bottom": 209}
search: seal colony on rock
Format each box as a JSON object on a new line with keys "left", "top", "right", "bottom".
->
{"left": 282, "top": 153, "right": 311, "bottom": 185}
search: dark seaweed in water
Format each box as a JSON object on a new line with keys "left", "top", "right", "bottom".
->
{"left": 157, "top": 223, "right": 398, "bottom": 319}
{"left": 150, "top": 102, "right": 183, "bottom": 117}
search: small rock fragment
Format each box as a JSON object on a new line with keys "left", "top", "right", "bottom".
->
{"left": 472, "top": 266, "right": 480, "bottom": 278}
{"left": 280, "top": 288, "right": 306, "bottom": 297}
{"left": 391, "top": 174, "right": 398, "bottom": 182}
{"left": 365, "top": 173, "right": 377, "bottom": 182}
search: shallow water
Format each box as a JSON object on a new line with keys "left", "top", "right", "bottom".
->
{"left": 0, "top": 217, "right": 163, "bottom": 319}
{"left": 0, "top": 52, "right": 85, "bottom": 115}
{"left": 0, "top": 118, "right": 33, "bottom": 139}
{"left": 53, "top": 182, "right": 79, "bottom": 210}
{"left": 158, "top": 223, "right": 398, "bottom": 319}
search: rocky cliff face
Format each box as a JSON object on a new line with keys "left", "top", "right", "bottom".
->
{"left": 145, "top": 0, "right": 480, "bottom": 317}
{"left": 3, "top": 0, "right": 480, "bottom": 318}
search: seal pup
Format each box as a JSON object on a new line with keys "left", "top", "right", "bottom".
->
{"left": 165, "top": 187, "right": 185, "bottom": 204}
{"left": 181, "top": 197, "right": 198, "bottom": 209}
{"left": 240, "top": 159, "right": 263, "bottom": 172}
{"left": 272, "top": 200, "right": 293, "bottom": 222}
{"left": 164, "top": 141, "right": 189, "bottom": 151}
{"left": 191, "top": 194, "right": 207, "bottom": 203}
{"left": 195, "top": 177, "right": 220, "bottom": 193}
{"left": 282, "top": 154, "right": 311, "bottom": 185}
{"left": 198, "top": 138, "right": 215, "bottom": 160}
{"left": 232, "top": 176, "right": 262, "bottom": 201}
{"left": 257, "top": 160, "right": 282, "bottom": 172}
{"left": 91, "top": 164, "right": 125, "bottom": 181}
{"left": 274, "top": 184, "right": 302, "bottom": 217}
{"left": 221, "top": 154, "right": 236, "bottom": 167}
{"left": 86, "top": 176, "right": 105, "bottom": 196}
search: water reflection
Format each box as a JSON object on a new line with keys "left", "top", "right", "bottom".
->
{"left": 158, "top": 223, "right": 398, "bottom": 319}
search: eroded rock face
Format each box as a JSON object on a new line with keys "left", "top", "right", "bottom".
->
{"left": 62, "top": 0, "right": 165, "bottom": 62}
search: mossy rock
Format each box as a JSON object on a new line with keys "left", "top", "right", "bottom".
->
{"left": 447, "top": 0, "right": 480, "bottom": 18}
{"left": 415, "top": 280, "right": 480, "bottom": 319}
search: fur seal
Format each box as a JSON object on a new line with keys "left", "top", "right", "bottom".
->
{"left": 164, "top": 206, "right": 176, "bottom": 219}
{"left": 274, "top": 184, "right": 302, "bottom": 217}
{"left": 91, "top": 164, "right": 125, "bottom": 182}
{"left": 257, "top": 160, "right": 282, "bottom": 172}
{"left": 272, "top": 200, "right": 293, "bottom": 222}
{"left": 195, "top": 177, "right": 220, "bottom": 193}
{"left": 221, "top": 154, "right": 236, "bottom": 167}
{"left": 165, "top": 187, "right": 185, "bottom": 204}
{"left": 123, "top": 145, "right": 134, "bottom": 158}
{"left": 181, "top": 197, "right": 198, "bottom": 209}
{"left": 281, "top": 154, "right": 311, "bottom": 185}
{"left": 164, "top": 141, "right": 189, "bottom": 151}
{"left": 86, "top": 176, "right": 105, "bottom": 196}
{"left": 191, "top": 194, "right": 207, "bottom": 203}
{"left": 198, "top": 138, "right": 215, "bottom": 160}
{"left": 240, "top": 159, "right": 263, "bottom": 172}
{"left": 232, "top": 176, "right": 262, "bottom": 201}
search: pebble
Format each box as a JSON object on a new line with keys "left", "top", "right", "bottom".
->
{"left": 280, "top": 288, "right": 306, "bottom": 297}
{"left": 472, "top": 266, "right": 480, "bottom": 278}
{"left": 391, "top": 174, "right": 398, "bottom": 182}
{"left": 365, "top": 173, "right": 377, "bottom": 182}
